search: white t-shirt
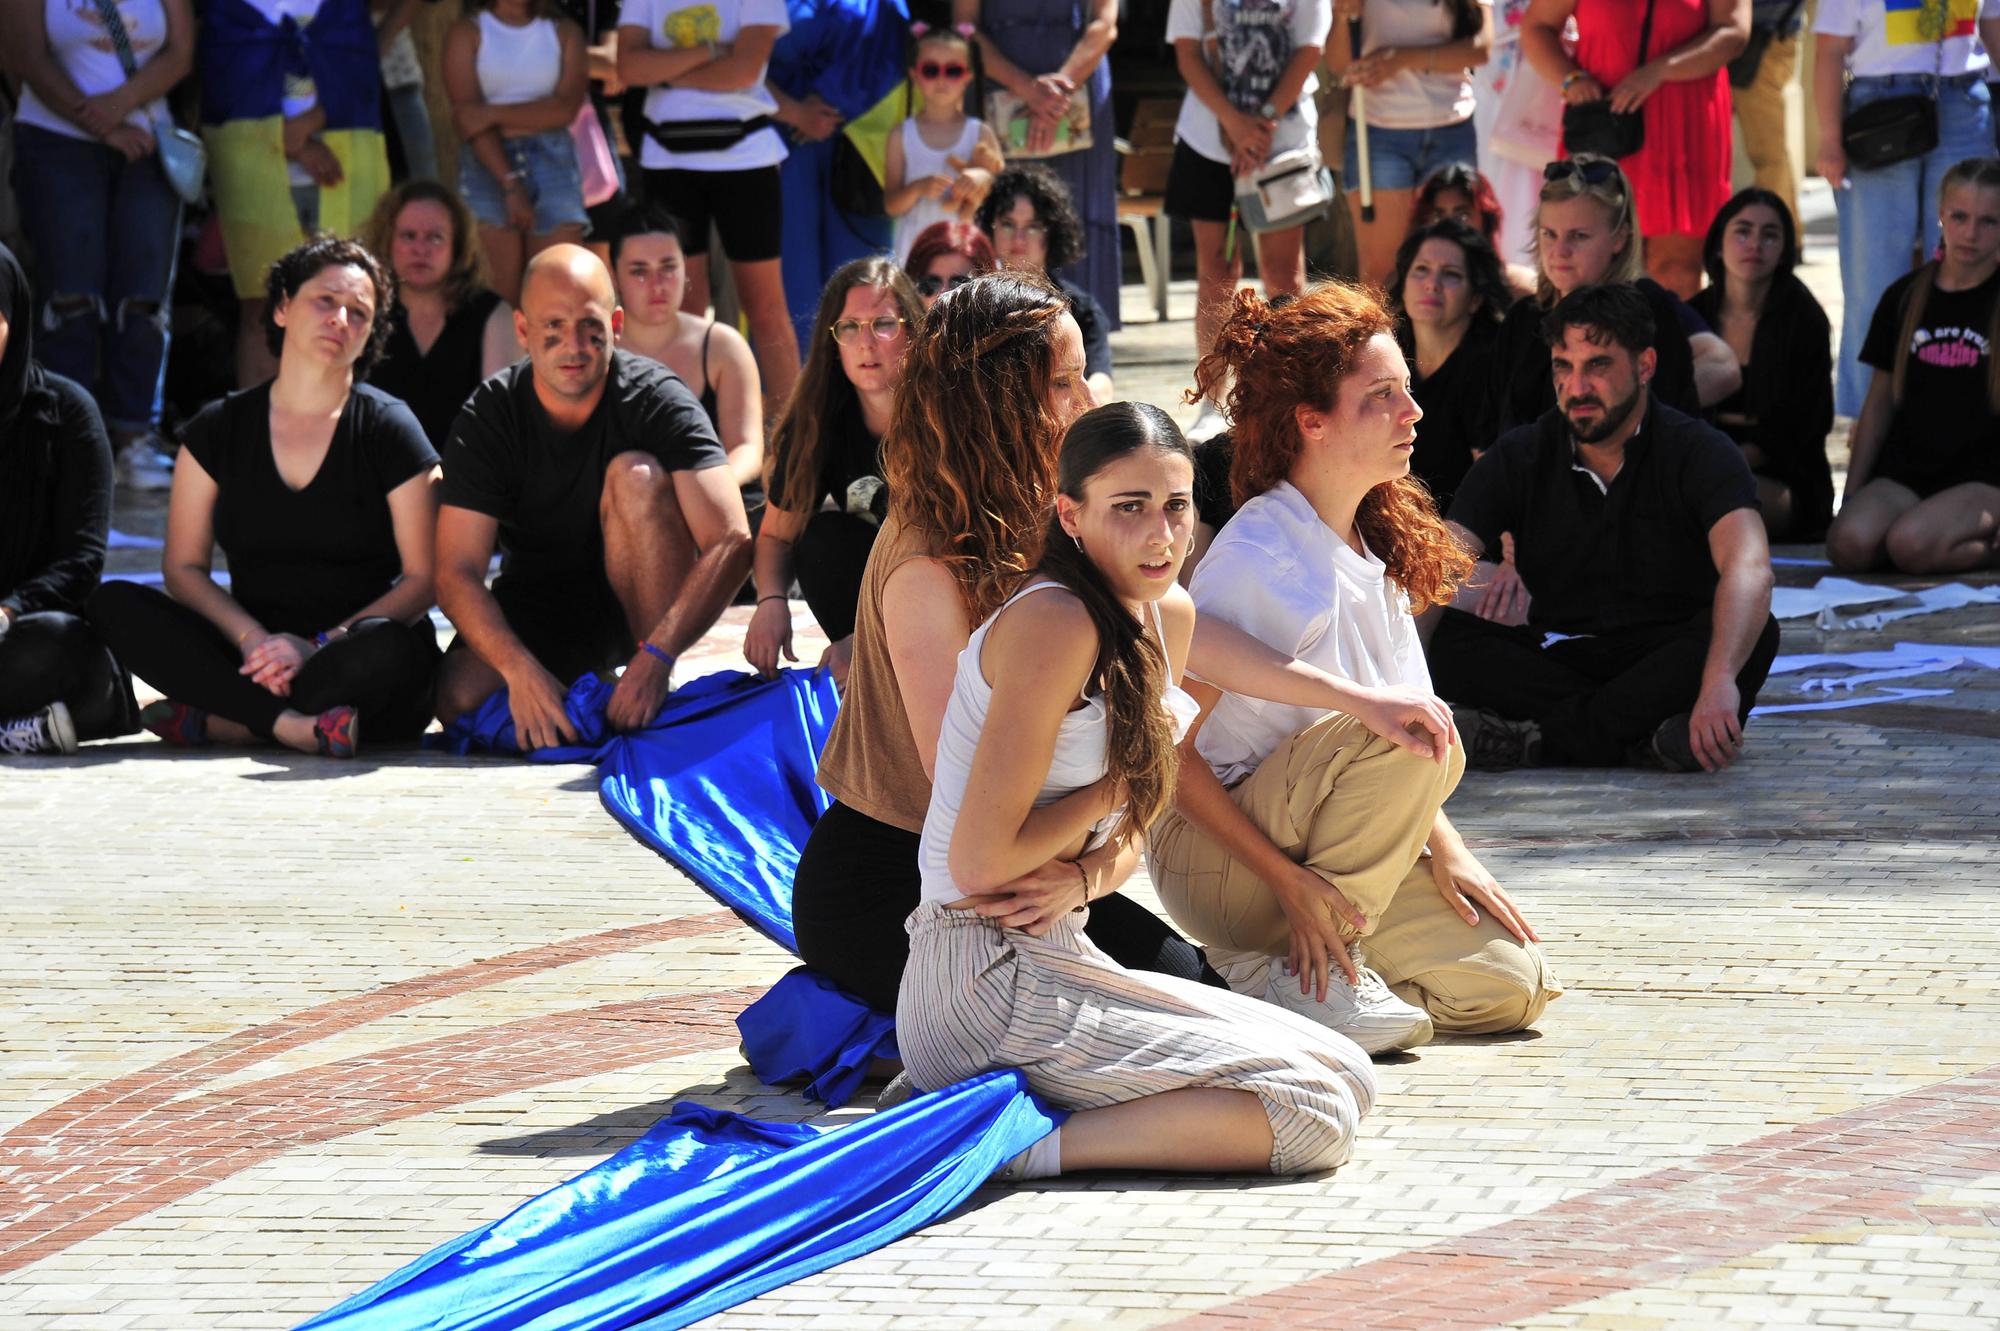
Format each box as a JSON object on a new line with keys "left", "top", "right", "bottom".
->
{"left": 1814, "top": 0, "right": 2000, "bottom": 78}
{"left": 1167, "top": 0, "right": 1333, "bottom": 167}
{"left": 1188, "top": 481, "right": 1431, "bottom": 786}
{"left": 625, "top": 0, "right": 790, "bottom": 171}
{"left": 1356, "top": 0, "right": 1484, "bottom": 130}
{"left": 16, "top": 0, "right": 171, "bottom": 141}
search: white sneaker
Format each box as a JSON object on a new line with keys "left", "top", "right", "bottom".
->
{"left": 1204, "top": 945, "right": 1274, "bottom": 995}
{"left": 1186, "top": 398, "right": 1230, "bottom": 443}
{"left": 0, "top": 702, "right": 79, "bottom": 756}
{"left": 1263, "top": 944, "right": 1433, "bottom": 1054}
{"left": 116, "top": 436, "right": 175, "bottom": 491}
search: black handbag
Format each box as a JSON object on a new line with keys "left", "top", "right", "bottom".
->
{"left": 643, "top": 114, "right": 776, "bottom": 154}
{"left": 1561, "top": 0, "right": 1655, "bottom": 159}
{"left": 1840, "top": 36, "right": 1944, "bottom": 170}
{"left": 1727, "top": 0, "right": 1802, "bottom": 89}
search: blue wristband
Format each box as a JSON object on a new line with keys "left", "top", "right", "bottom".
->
{"left": 641, "top": 641, "right": 675, "bottom": 670}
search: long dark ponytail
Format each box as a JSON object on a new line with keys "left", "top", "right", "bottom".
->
{"left": 1035, "top": 402, "right": 1192, "bottom": 846}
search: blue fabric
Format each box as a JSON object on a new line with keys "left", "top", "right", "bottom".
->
{"left": 297, "top": 1070, "right": 1065, "bottom": 1331}
{"left": 767, "top": 0, "right": 909, "bottom": 121}
{"left": 737, "top": 968, "right": 898, "bottom": 1107}
{"left": 198, "top": 0, "right": 384, "bottom": 130}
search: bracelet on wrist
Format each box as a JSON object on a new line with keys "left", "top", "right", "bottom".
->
{"left": 237, "top": 626, "right": 261, "bottom": 647}
{"left": 757, "top": 594, "right": 788, "bottom": 605}
{"left": 1560, "top": 71, "right": 1584, "bottom": 92}
{"left": 1072, "top": 860, "right": 1091, "bottom": 910}
{"left": 641, "top": 641, "right": 676, "bottom": 670}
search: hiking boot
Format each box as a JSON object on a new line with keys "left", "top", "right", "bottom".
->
{"left": 1264, "top": 944, "right": 1434, "bottom": 1055}
{"left": 1453, "top": 707, "right": 1543, "bottom": 770}
{"left": 0, "top": 702, "right": 78, "bottom": 756}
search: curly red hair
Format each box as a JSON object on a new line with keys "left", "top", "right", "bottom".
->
{"left": 1189, "top": 283, "right": 1474, "bottom": 612}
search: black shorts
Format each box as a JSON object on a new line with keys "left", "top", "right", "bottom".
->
{"left": 1163, "top": 140, "right": 1235, "bottom": 224}
{"left": 447, "top": 574, "right": 636, "bottom": 688}
{"left": 1873, "top": 450, "right": 2000, "bottom": 499}
{"left": 642, "top": 164, "right": 784, "bottom": 262}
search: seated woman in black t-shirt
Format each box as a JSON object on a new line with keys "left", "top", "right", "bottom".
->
{"left": 1828, "top": 160, "right": 2000, "bottom": 575}
{"left": 1688, "top": 188, "right": 1836, "bottom": 542}
{"left": 1486, "top": 157, "right": 1740, "bottom": 443}
{"left": 91, "top": 239, "right": 443, "bottom": 758}
{"left": 743, "top": 257, "right": 924, "bottom": 687}
{"left": 1390, "top": 218, "right": 1512, "bottom": 509}
{"left": 976, "top": 163, "right": 1114, "bottom": 403}
{"left": 362, "top": 181, "right": 518, "bottom": 450}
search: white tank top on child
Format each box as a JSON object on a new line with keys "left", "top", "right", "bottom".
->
{"left": 477, "top": 11, "right": 562, "bottom": 107}
{"left": 891, "top": 117, "right": 985, "bottom": 265}
{"left": 916, "top": 581, "right": 1202, "bottom": 908}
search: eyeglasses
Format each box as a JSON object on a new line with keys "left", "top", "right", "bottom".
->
{"left": 994, "top": 220, "right": 1047, "bottom": 239}
{"left": 918, "top": 61, "right": 969, "bottom": 80}
{"left": 832, "top": 316, "right": 908, "bottom": 345}
{"left": 916, "top": 272, "right": 974, "bottom": 297}
{"left": 1543, "top": 158, "right": 1623, "bottom": 187}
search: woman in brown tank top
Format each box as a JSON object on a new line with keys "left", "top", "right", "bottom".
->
{"left": 795, "top": 273, "right": 1231, "bottom": 1014}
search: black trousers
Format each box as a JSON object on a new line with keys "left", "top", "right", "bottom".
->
{"left": 792, "top": 799, "right": 1226, "bottom": 1014}
{"left": 1428, "top": 608, "right": 1783, "bottom": 766}
{"left": 90, "top": 582, "right": 441, "bottom": 741}
{"left": 792, "top": 511, "right": 878, "bottom": 642}
{"left": 0, "top": 610, "right": 135, "bottom": 740}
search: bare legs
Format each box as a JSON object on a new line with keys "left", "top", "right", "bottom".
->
{"left": 1190, "top": 220, "right": 1309, "bottom": 412}
{"left": 1828, "top": 479, "right": 2000, "bottom": 574}
{"left": 1056, "top": 1088, "right": 1276, "bottom": 1174}
{"left": 1346, "top": 186, "right": 1416, "bottom": 288}
{"left": 679, "top": 251, "right": 801, "bottom": 422}
{"left": 481, "top": 223, "right": 586, "bottom": 307}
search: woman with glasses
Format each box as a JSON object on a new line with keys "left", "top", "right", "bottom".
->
{"left": 977, "top": 162, "right": 1114, "bottom": 401}
{"left": 902, "top": 220, "right": 999, "bottom": 309}
{"left": 1486, "top": 155, "right": 1739, "bottom": 441}
{"left": 743, "top": 257, "right": 922, "bottom": 686}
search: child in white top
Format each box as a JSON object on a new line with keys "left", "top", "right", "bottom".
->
{"left": 884, "top": 24, "right": 1005, "bottom": 265}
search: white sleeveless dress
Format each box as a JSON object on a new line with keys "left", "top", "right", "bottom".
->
{"left": 891, "top": 116, "right": 986, "bottom": 266}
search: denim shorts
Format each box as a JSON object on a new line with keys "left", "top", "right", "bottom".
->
{"left": 1341, "top": 117, "right": 1477, "bottom": 192}
{"left": 459, "top": 129, "right": 590, "bottom": 234}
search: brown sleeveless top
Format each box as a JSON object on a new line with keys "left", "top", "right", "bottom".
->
{"left": 816, "top": 514, "right": 943, "bottom": 833}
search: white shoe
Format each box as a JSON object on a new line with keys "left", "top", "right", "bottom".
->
{"left": 116, "top": 436, "right": 175, "bottom": 491}
{"left": 1186, "top": 399, "right": 1229, "bottom": 443}
{"left": 1204, "top": 945, "right": 1274, "bottom": 996}
{"left": 1263, "top": 944, "right": 1433, "bottom": 1054}
{"left": 0, "top": 702, "right": 79, "bottom": 756}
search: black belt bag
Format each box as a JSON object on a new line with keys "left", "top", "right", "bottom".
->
{"left": 643, "top": 114, "right": 776, "bottom": 154}
{"left": 1843, "top": 35, "right": 1947, "bottom": 172}
{"left": 1561, "top": 0, "right": 1655, "bottom": 159}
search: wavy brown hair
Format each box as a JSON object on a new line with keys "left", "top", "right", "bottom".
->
{"left": 1189, "top": 283, "right": 1474, "bottom": 612}
{"left": 362, "top": 180, "right": 490, "bottom": 311}
{"left": 767, "top": 256, "right": 924, "bottom": 513}
{"left": 882, "top": 272, "right": 1070, "bottom": 622}
{"left": 1035, "top": 402, "right": 1190, "bottom": 845}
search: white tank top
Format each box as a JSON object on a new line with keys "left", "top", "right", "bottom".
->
{"left": 477, "top": 11, "right": 562, "bottom": 107}
{"left": 916, "top": 582, "right": 1202, "bottom": 908}
{"left": 890, "top": 117, "right": 985, "bottom": 266}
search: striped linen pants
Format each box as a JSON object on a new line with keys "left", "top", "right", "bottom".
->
{"left": 897, "top": 902, "right": 1377, "bottom": 1175}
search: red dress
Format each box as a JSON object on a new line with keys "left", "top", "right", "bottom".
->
{"left": 1570, "top": 0, "right": 1732, "bottom": 237}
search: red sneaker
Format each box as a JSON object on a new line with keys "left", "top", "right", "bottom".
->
{"left": 314, "top": 706, "right": 359, "bottom": 759}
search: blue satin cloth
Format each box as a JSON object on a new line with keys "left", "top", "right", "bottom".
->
{"left": 736, "top": 969, "right": 898, "bottom": 1107}
{"left": 298, "top": 1071, "right": 1066, "bottom": 1331}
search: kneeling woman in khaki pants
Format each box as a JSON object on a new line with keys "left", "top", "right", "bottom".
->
{"left": 1151, "top": 283, "right": 1560, "bottom": 1049}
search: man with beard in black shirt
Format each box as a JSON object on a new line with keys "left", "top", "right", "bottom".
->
{"left": 1426, "top": 284, "right": 1779, "bottom": 774}
{"left": 433, "top": 246, "right": 752, "bottom": 749}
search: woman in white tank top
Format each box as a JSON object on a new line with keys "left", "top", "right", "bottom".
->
{"left": 896, "top": 401, "right": 1377, "bottom": 1184}
{"left": 442, "top": 0, "right": 590, "bottom": 304}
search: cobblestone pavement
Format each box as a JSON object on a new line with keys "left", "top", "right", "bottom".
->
{"left": 6, "top": 264, "right": 1998, "bottom": 1330}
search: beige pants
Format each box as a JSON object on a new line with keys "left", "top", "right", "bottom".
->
{"left": 1733, "top": 31, "right": 1802, "bottom": 229}
{"left": 1150, "top": 711, "right": 1560, "bottom": 1034}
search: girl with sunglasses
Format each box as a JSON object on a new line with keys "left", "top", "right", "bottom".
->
{"left": 902, "top": 220, "right": 999, "bottom": 309}
{"left": 744, "top": 257, "right": 924, "bottom": 687}
{"left": 886, "top": 24, "right": 1005, "bottom": 265}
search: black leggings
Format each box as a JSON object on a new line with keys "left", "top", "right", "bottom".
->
{"left": 0, "top": 610, "right": 135, "bottom": 740}
{"left": 792, "top": 799, "right": 1226, "bottom": 1013}
{"left": 89, "top": 582, "right": 441, "bottom": 741}
{"left": 792, "top": 511, "right": 878, "bottom": 642}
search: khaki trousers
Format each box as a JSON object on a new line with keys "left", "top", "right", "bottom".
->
{"left": 1734, "top": 32, "right": 1802, "bottom": 229}
{"left": 1151, "top": 711, "right": 1560, "bottom": 1034}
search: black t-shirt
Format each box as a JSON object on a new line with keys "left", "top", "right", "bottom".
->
{"left": 1192, "top": 432, "right": 1237, "bottom": 533}
{"left": 1859, "top": 265, "right": 2000, "bottom": 491}
{"left": 1447, "top": 398, "right": 1756, "bottom": 635}
{"left": 439, "top": 349, "right": 727, "bottom": 589}
{"left": 767, "top": 392, "right": 884, "bottom": 518}
{"left": 182, "top": 383, "right": 438, "bottom": 636}
{"left": 1488, "top": 280, "right": 1705, "bottom": 441}
{"left": 1059, "top": 277, "right": 1114, "bottom": 381}
{"left": 369, "top": 288, "right": 507, "bottom": 449}
{"left": 1409, "top": 318, "right": 1499, "bottom": 508}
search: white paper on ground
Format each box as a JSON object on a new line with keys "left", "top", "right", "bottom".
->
{"left": 1751, "top": 686, "right": 1955, "bottom": 716}
{"left": 1769, "top": 577, "right": 1906, "bottom": 620}
{"left": 1819, "top": 582, "right": 2000, "bottom": 631}
{"left": 1770, "top": 555, "right": 1831, "bottom": 568}
{"left": 107, "top": 529, "right": 164, "bottom": 549}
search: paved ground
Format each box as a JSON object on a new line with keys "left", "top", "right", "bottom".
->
{"left": 6, "top": 239, "right": 1999, "bottom": 1330}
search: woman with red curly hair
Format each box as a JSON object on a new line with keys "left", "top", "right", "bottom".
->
{"left": 1150, "top": 282, "right": 1559, "bottom": 1046}
{"left": 901, "top": 220, "right": 998, "bottom": 308}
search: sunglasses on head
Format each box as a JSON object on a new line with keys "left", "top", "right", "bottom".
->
{"left": 918, "top": 61, "right": 969, "bottom": 80}
{"left": 1543, "top": 158, "right": 1622, "bottom": 187}
{"left": 917, "top": 272, "right": 974, "bottom": 297}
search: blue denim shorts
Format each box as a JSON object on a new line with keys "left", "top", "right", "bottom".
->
{"left": 1342, "top": 117, "right": 1478, "bottom": 193}
{"left": 459, "top": 129, "right": 590, "bottom": 234}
